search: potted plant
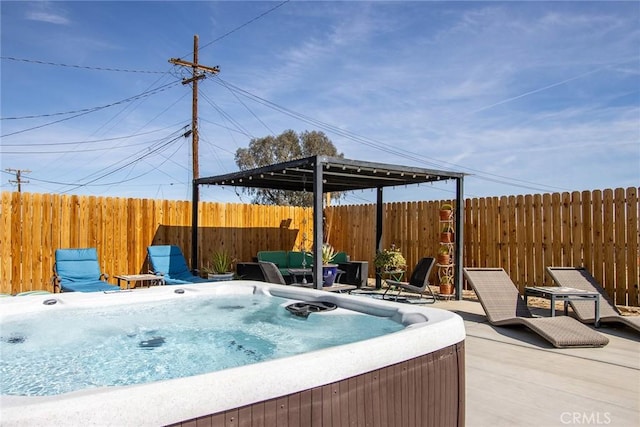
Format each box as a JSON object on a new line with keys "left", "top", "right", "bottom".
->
{"left": 439, "top": 273, "right": 454, "bottom": 295}
{"left": 439, "top": 203, "right": 453, "bottom": 220}
{"left": 202, "top": 249, "right": 236, "bottom": 282}
{"left": 441, "top": 224, "right": 454, "bottom": 243}
{"left": 321, "top": 243, "right": 338, "bottom": 287}
{"left": 374, "top": 245, "right": 407, "bottom": 274}
{"left": 437, "top": 245, "right": 451, "bottom": 265}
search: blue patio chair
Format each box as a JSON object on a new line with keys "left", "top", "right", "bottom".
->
{"left": 147, "top": 245, "right": 213, "bottom": 285}
{"left": 53, "top": 248, "right": 120, "bottom": 292}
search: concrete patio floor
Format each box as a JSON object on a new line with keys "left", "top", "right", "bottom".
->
{"left": 429, "top": 298, "right": 640, "bottom": 427}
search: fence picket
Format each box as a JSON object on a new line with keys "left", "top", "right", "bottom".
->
{"left": 626, "top": 187, "right": 639, "bottom": 307}
{"left": 603, "top": 189, "right": 615, "bottom": 298}
{"left": 614, "top": 188, "right": 627, "bottom": 305}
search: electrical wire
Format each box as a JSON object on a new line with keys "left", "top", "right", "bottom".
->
{"left": 1, "top": 80, "right": 181, "bottom": 121}
{"left": 211, "top": 77, "right": 570, "bottom": 194}
{"left": 0, "top": 121, "right": 189, "bottom": 147}
{"left": 199, "top": 89, "right": 255, "bottom": 139}
{"left": 1, "top": 80, "right": 182, "bottom": 138}
{"left": 0, "top": 56, "right": 165, "bottom": 74}
{"left": 176, "top": 0, "right": 291, "bottom": 60}
{"left": 56, "top": 128, "right": 192, "bottom": 193}
{"left": 214, "top": 79, "right": 275, "bottom": 136}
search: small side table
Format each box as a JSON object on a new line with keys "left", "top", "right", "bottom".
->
{"left": 322, "top": 283, "right": 356, "bottom": 293}
{"left": 115, "top": 274, "right": 165, "bottom": 289}
{"left": 524, "top": 286, "right": 600, "bottom": 327}
{"left": 292, "top": 283, "right": 356, "bottom": 293}
{"left": 287, "top": 268, "right": 312, "bottom": 284}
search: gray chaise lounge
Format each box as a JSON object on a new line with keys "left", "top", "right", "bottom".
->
{"left": 546, "top": 266, "right": 640, "bottom": 334}
{"left": 463, "top": 267, "right": 609, "bottom": 348}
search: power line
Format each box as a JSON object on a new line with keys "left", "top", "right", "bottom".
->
{"left": 1, "top": 80, "right": 182, "bottom": 121}
{"left": 212, "top": 77, "right": 569, "bottom": 194}
{"left": 0, "top": 56, "right": 165, "bottom": 74}
{"left": 51, "top": 129, "right": 192, "bottom": 193}
{"left": 1, "top": 80, "right": 182, "bottom": 138}
{"left": 1, "top": 132, "right": 189, "bottom": 155}
{"left": 179, "top": 0, "right": 291, "bottom": 59}
{"left": 0, "top": 121, "right": 189, "bottom": 147}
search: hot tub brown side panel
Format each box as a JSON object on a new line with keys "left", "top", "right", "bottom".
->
{"left": 168, "top": 341, "right": 465, "bottom": 427}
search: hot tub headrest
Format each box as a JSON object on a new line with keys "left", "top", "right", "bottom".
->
{"left": 285, "top": 301, "right": 337, "bottom": 318}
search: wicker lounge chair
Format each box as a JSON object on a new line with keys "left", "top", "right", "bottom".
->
{"left": 236, "top": 261, "right": 287, "bottom": 285}
{"left": 147, "top": 245, "right": 214, "bottom": 285}
{"left": 546, "top": 267, "right": 640, "bottom": 333}
{"left": 258, "top": 261, "right": 288, "bottom": 285}
{"left": 383, "top": 257, "right": 436, "bottom": 303}
{"left": 53, "top": 248, "right": 120, "bottom": 292}
{"left": 463, "top": 268, "right": 609, "bottom": 348}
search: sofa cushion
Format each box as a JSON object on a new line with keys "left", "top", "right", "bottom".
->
{"left": 288, "top": 251, "right": 313, "bottom": 268}
{"left": 257, "top": 251, "right": 288, "bottom": 268}
{"left": 333, "top": 252, "right": 349, "bottom": 263}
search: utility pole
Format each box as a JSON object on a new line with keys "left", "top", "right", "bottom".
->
{"left": 169, "top": 35, "right": 220, "bottom": 273}
{"left": 6, "top": 168, "right": 30, "bottom": 192}
{"left": 169, "top": 35, "right": 220, "bottom": 182}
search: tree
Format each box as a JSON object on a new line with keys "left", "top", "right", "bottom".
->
{"left": 235, "top": 130, "right": 343, "bottom": 206}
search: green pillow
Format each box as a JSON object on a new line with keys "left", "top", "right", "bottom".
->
{"left": 333, "top": 252, "right": 349, "bottom": 263}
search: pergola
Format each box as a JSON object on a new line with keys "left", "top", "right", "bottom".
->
{"left": 193, "top": 155, "right": 466, "bottom": 299}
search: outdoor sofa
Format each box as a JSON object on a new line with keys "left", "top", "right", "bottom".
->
{"left": 255, "top": 250, "right": 368, "bottom": 287}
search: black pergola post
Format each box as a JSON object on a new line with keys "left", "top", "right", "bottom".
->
{"left": 312, "top": 158, "right": 324, "bottom": 289}
{"left": 375, "top": 186, "right": 384, "bottom": 289}
{"left": 454, "top": 176, "right": 464, "bottom": 300}
{"left": 191, "top": 180, "right": 199, "bottom": 274}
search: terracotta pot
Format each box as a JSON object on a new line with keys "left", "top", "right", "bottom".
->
{"left": 440, "top": 232, "right": 453, "bottom": 243}
{"left": 439, "top": 283, "right": 454, "bottom": 295}
{"left": 439, "top": 209, "right": 452, "bottom": 220}
{"left": 437, "top": 254, "right": 450, "bottom": 265}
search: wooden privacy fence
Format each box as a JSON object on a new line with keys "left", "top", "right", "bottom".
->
{"left": 327, "top": 187, "right": 639, "bottom": 306}
{"left": 0, "top": 192, "right": 313, "bottom": 295}
{"left": 1, "top": 187, "right": 638, "bottom": 306}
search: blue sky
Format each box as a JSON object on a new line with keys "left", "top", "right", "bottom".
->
{"left": 1, "top": 1, "right": 638, "bottom": 204}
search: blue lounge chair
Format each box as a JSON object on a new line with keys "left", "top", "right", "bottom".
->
{"left": 53, "top": 248, "right": 120, "bottom": 292}
{"left": 147, "top": 245, "right": 213, "bottom": 285}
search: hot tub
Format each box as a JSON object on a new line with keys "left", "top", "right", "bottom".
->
{"left": 0, "top": 281, "right": 465, "bottom": 426}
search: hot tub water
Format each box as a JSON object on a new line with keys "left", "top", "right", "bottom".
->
{"left": 1, "top": 294, "right": 402, "bottom": 396}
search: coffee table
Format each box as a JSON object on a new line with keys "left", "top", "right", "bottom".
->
{"left": 524, "top": 286, "right": 600, "bottom": 327}
{"left": 115, "top": 274, "right": 165, "bottom": 289}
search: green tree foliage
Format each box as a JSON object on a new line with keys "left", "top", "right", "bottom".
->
{"left": 235, "top": 130, "right": 344, "bottom": 206}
